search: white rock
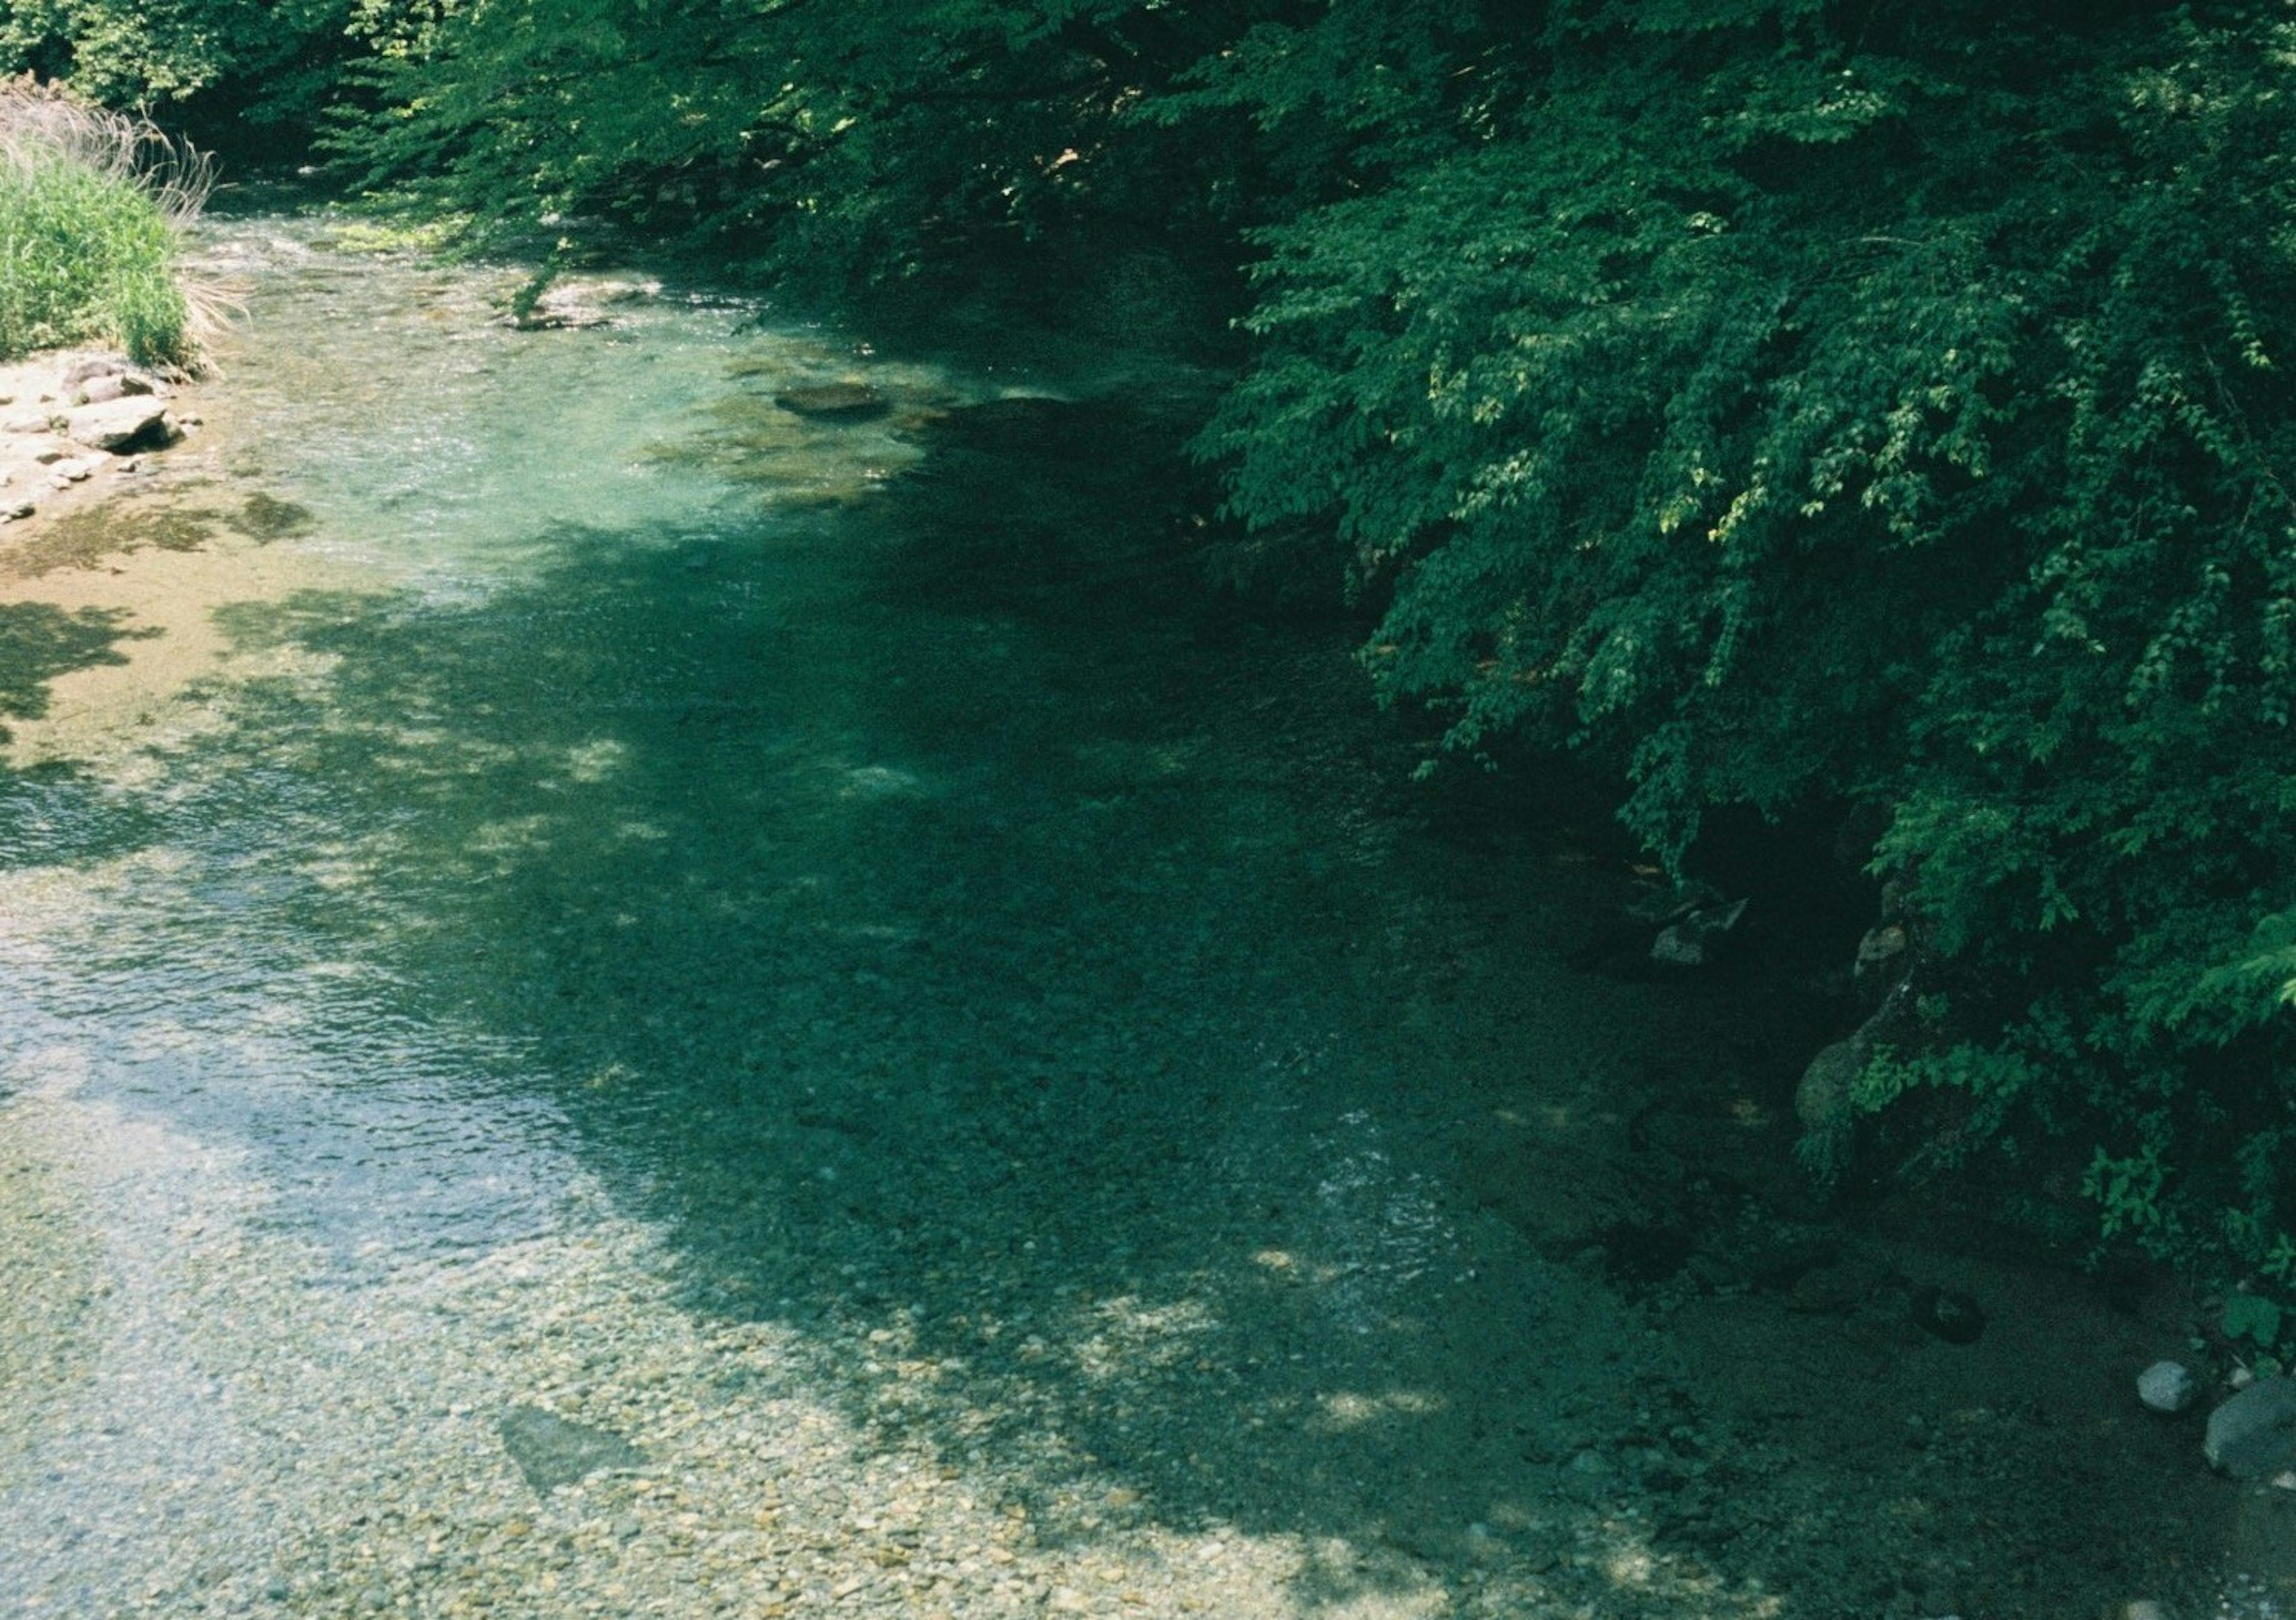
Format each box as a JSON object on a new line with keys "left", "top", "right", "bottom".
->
{"left": 2138, "top": 1359, "right": 2199, "bottom": 1414}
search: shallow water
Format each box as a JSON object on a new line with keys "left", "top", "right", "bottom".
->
{"left": 0, "top": 211, "right": 2274, "bottom": 1618}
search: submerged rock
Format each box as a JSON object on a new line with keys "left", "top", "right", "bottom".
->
{"left": 1787, "top": 1257, "right": 1891, "bottom": 1316}
{"left": 2205, "top": 1377, "right": 2296, "bottom": 1478}
{"left": 923, "top": 394, "right": 1080, "bottom": 445}
{"left": 495, "top": 1404, "right": 648, "bottom": 1493}
{"left": 509, "top": 302, "right": 607, "bottom": 332}
{"left": 774, "top": 382, "right": 889, "bottom": 420}
{"left": 1598, "top": 1220, "right": 1695, "bottom": 1284}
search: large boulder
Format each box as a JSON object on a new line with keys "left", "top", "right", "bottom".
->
{"left": 2204, "top": 1376, "right": 2296, "bottom": 1478}
{"left": 64, "top": 398, "right": 172, "bottom": 453}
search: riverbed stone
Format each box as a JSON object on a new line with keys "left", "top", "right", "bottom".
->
{"left": 64, "top": 398, "right": 172, "bottom": 453}
{"left": 57, "top": 355, "right": 123, "bottom": 390}
{"left": 2138, "top": 1359, "right": 2199, "bottom": 1415}
{"left": 74, "top": 372, "right": 154, "bottom": 405}
{"left": 2205, "top": 1377, "right": 2296, "bottom": 1478}
{"left": 495, "top": 1404, "right": 648, "bottom": 1493}
{"left": 775, "top": 382, "right": 889, "bottom": 420}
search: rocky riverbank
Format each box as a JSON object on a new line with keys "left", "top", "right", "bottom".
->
{"left": 0, "top": 350, "right": 192, "bottom": 528}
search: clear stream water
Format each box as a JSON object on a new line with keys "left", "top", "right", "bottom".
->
{"left": 0, "top": 207, "right": 2271, "bottom": 1618}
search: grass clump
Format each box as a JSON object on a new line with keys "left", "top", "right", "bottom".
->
{"left": 0, "top": 76, "right": 214, "bottom": 368}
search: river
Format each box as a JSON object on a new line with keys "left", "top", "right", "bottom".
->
{"left": 0, "top": 203, "right": 2277, "bottom": 1618}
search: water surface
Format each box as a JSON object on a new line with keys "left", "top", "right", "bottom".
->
{"left": 0, "top": 210, "right": 2254, "bottom": 1619}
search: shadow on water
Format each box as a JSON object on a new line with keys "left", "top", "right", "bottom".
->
{"left": 69, "top": 396, "right": 2238, "bottom": 1614}
{"left": 1, "top": 492, "right": 317, "bottom": 583}
{"left": 0, "top": 602, "right": 151, "bottom": 740}
{"left": 147, "top": 402, "right": 1677, "bottom": 1600}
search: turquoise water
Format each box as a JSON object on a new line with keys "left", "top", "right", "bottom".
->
{"left": 0, "top": 211, "right": 2243, "bottom": 1619}
{"left": 0, "top": 211, "right": 1694, "bottom": 1606}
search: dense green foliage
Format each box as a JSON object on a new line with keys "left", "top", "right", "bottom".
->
{"left": 1189, "top": 2, "right": 2296, "bottom": 1283}
{"left": 0, "top": 85, "right": 198, "bottom": 365}
{"left": 17, "top": 0, "right": 2296, "bottom": 1283}
{"left": 325, "top": 1, "right": 1267, "bottom": 315}
{"left": 0, "top": 0, "right": 358, "bottom": 133}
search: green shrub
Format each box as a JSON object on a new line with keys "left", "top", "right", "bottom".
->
{"left": 0, "top": 78, "right": 210, "bottom": 366}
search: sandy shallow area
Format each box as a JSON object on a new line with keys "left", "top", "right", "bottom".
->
{"left": 0, "top": 349, "right": 374, "bottom": 775}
